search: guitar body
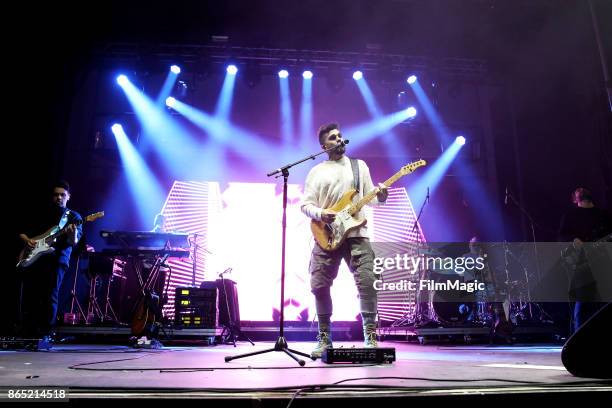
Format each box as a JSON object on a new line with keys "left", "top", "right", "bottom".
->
{"left": 131, "top": 297, "right": 150, "bottom": 336}
{"left": 311, "top": 189, "right": 367, "bottom": 252}
{"left": 131, "top": 291, "right": 160, "bottom": 336}
{"left": 17, "top": 226, "right": 60, "bottom": 269}
{"left": 16, "top": 211, "right": 105, "bottom": 270}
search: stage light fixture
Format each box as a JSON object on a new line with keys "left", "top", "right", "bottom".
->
{"left": 226, "top": 65, "right": 238, "bottom": 75}
{"left": 166, "top": 96, "right": 177, "bottom": 108}
{"left": 116, "top": 75, "right": 129, "bottom": 86}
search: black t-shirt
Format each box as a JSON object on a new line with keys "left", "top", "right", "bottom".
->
{"left": 558, "top": 206, "right": 612, "bottom": 242}
{"left": 25, "top": 204, "right": 83, "bottom": 266}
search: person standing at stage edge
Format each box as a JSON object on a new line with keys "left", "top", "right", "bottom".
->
{"left": 17, "top": 180, "right": 82, "bottom": 344}
{"left": 558, "top": 187, "right": 612, "bottom": 334}
{"left": 301, "top": 123, "right": 388, "bottom": 358}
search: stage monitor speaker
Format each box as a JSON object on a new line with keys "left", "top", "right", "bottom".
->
{"left": 200, "top": 279, "right": 240, "bottom": 329}
{"left": 561, "top": 302, "right": 612, "bottom": 378}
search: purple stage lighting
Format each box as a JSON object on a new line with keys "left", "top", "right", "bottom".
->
{"left": 111, "top": 123, "right": 123, "bottom": 134}
{"left": 302, "top": 70, "right": 313, "bottom": 79}
{"left": 170, "top": 65, "right": 181, "bottom": 74}
{"left": 278, "top": 69, "right": 289, "bottom": 79}
{"left": 456, "top": 135, "right": 466, "bottom": 145}
{"left": 352, "top": 70, "right": 363, "bottom": 80}
{"left": 407, "top": 75, "right": 417, "bottom": 84}
{"left": 406, "top": 106, "right": 417, "bottom": 118}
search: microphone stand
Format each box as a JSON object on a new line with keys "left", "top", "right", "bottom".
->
{"left": 412, "top": 187, "right": 429, "bottom": 234}
{"left": 409, "top": 187, "right": 429, "bottom": 326}
{"left": 191, "top": 233, "right": 198, "bottom": 287}
{"left": 224, "top": 141, "right": 346, "bottom": 366}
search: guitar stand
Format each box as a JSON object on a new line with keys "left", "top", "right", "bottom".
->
{"left": 129, "top": 254, "right": 168, "bottom": 343}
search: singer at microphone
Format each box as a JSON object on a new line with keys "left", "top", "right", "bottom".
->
{"left": 332, "top": 138, "right": 349, "bottom": 153}
{"left": 300, "top": 122, "right": 389, "bottom": 354}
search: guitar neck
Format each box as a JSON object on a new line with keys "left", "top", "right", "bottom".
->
{"left": 348, "top": 170, "right": 404, "bottom": 215}
{"left": 47, "top": 216, "right": 92, "bottom": 242}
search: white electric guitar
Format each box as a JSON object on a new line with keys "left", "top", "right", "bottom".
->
{"left": 311, "top": 160, "right": 426, "bottom": 251}
{"left": 17, "top": 211, "right": 104, "bottom": 269}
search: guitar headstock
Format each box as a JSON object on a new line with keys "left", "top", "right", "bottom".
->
{"left": 400, "top": 159, "right": 427, "bottom": 175}
{"left": 85, "top": 211, "right": 105, "bottom": 222}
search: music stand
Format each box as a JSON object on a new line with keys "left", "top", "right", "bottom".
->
{"left": 224, "top": 143, "right": 341, "bottom": 366}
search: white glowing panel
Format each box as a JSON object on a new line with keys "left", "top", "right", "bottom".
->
{"left": 160, "top": 182, "right": 423, "bottom": 322}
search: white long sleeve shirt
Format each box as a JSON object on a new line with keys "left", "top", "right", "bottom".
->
{"left": 300, "top": 155, "right": 381, "bottom": 238}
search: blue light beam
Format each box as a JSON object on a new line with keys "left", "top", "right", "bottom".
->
{"left": 110, "top": 124, "right": 166, "bottom": 228}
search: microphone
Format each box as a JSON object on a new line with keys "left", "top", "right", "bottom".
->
{"left": 504, "top": 187, "right": 508, "bottom": 205}
{"left": 335, "top": 139, "right": 349, "bottom": 149}
{"left": 219, "top": 267, "right": 232, "bottom": 277}
{"left": 426, "top": 187, "right": 430, "bottom": 203}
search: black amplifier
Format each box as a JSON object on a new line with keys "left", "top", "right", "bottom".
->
{"left": 175, "top": 287, "right": 218, "bottom": 328}
{"left": 321, "top": 347, "right": 396, "bottom": 364}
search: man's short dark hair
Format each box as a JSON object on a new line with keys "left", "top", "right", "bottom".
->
{"left": 53, "top": 180, "right": 71, "bottom": 194}
{"left": 318, "top": 123, "right": 339, "bottom": 146}
{"left": 572, "top": 187, "right": 593, "bottom": 204}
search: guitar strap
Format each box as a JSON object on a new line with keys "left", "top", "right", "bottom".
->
{"left": 350, "top": 158, "right": 360, "bottom": 194}
{"left": 59, "top": 209, "right": 71, "bottom": 229}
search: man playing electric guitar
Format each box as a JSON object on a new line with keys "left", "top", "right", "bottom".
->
{"left": 17, "top": 180, "right": 82, "bottom": 343}
{"left": 301, "top": 123, "right": 388, "bottom": 358}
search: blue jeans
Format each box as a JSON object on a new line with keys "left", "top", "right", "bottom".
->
{"left": 573, "top": 302, "right": 606, "bottom": 334}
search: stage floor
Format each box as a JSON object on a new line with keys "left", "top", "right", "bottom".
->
{"left": 1, "top": 340, "right": 610, "bottom": 400}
